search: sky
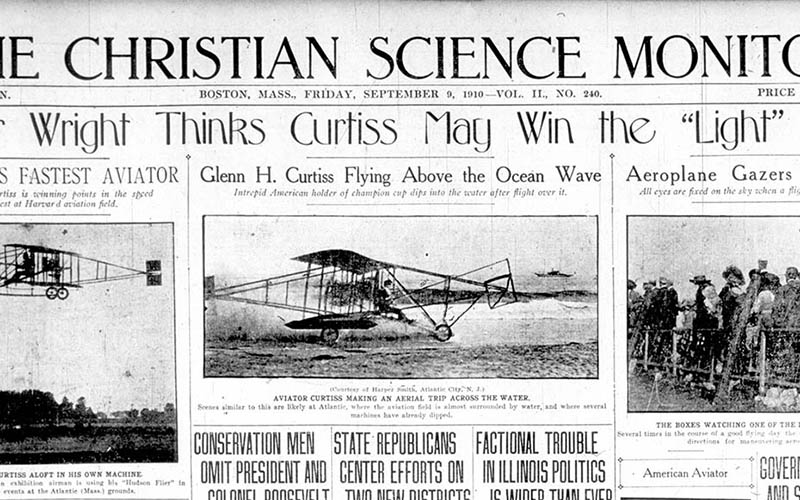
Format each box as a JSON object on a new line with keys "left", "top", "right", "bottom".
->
{"left": 203, "top": 216, "right": 598, "bottom": 289}
{"left": 629, "top": 217, "right": 800, "bottom": 299}
{"left": 0, "top": 223, "right": 175, "bottom": 413}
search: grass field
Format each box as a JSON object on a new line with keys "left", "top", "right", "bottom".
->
{"left": 206, "top": 336, "right": 598, "bottom": 378}
{"left": 0, "top": 424, "right": 177, "bottom": 464}
{"left": 627, "top": 369, "right": 789, "bottom": 412}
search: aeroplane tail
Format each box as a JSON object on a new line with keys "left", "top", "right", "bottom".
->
{"left": 204, "top": 275, "right": 215, "bottom": 296}
{"left": 484, "top": 273, "right": 517, "bottom": 309}
{"left": 146, "top": 260, "right": 162, "bottom": 286}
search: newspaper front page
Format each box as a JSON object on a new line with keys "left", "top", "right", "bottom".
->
{"left": 0, "top": 1, "right": 797, "bottom": 500}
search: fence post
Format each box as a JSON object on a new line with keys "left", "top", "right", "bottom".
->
{"left": 759, "top": 329, "right": 767, "bottom": 395}
{"left": 672, "top": 329, "right": 678, "bottom": 377}
{"left": 644, "top": 330, "right": 650, "bottom": 370}
{"left": 709, "top": 355, "right": 715, "bottom": 382}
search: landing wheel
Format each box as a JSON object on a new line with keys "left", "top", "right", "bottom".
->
{"left": 433, "top": 324, "right": 453, "bottom": 342}
{"left": 45, "top": 287, "right": 58, "bottom": 300}
{"left": 320, "top": 328, "right": 339, "bottom": 345}
{"left": 57, "top": 287, "right": 69, "bottom": 300}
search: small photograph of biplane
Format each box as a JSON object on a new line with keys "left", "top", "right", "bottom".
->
{"left": 0, "top": 223, "right": 176, "bottom": 464}
{"left": 0, "top": 243, "right": 162, "bottom": 300}
{"left": 204, "top": 216, "right": 599, "bottom": 379}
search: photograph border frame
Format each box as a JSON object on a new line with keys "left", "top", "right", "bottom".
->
{"left": 202, "top": 213, "right": 600, "bottom": 381}
{"left": 626, "top": 214, "right": 800, "bottom": 415}
{"left": 0, "top": 221, "right": 180, "bottom": 463}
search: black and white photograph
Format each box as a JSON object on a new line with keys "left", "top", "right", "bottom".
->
{"left": 628, "top": 216, "right": 800, "bottom": 412}
{"left": 204, "top": 216, "right": 598, "bottom": 379}
{"left": 0, "top": 223, "right": 177, "bottom": 463}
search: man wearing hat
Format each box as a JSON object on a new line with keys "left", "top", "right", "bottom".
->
{"left": 640, "top": 279, "right": 657, "bottom": 329}
{"left": 689, "top": 274, "right": 719, "bottom": 368}
{"left": 629, "top": 279, "right": 658, "bottom": 360}
{"left": 646, "top": 276, "right": 679, "bottom": 363}
{"left": 655, "top": 277, "right": 679, "bottom": 331}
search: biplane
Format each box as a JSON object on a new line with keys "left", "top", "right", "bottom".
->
{"left": 205, "top": 249, "right": 517, "bottom": 343}
{"left": 0, "top": 243, "right": 162, "bottom": 299}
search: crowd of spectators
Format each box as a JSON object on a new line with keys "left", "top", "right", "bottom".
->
{"left": 628, "top": 265, "right": 800, "bottom": 378}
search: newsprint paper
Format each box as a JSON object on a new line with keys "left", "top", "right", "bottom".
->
{"left": 5, "top": 0, "right": 800, "bottom": 499}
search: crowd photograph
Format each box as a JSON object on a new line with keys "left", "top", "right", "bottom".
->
{"left": 627, "top": 217, "right": 800, "bottom": 412}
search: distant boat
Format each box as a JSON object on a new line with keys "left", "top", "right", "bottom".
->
{"left": 535, "top": 269, "right": 574, "bottom": 278}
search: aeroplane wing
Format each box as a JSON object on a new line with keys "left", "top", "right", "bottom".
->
{"left": 291, "top": 249, "right": 513, "bottom": 303}
{"left": 292, "top": 249, "right": 387, "bottom": 275}
{"left": 4, "top": 243, "right": 80, "bottom": 257}
{"left": 284, "top": 312, "right": 378, "bottom": 331}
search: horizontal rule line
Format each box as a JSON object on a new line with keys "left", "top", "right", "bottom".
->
{"left": 691, "top": 153, "right": 800, "bottom": 157}
{"left": 626, "top": 485, "right": 750, "bottom": 488}
{"left": 2, "top": 101, "right": 800, "bottom": 108}
{"left": 306, "top": 202, "right": 494, "bottom": 206}
{"left": 622, "top": 457, "right": 751, "bottom": 461}
{"left": 23, "top": 498, "right": 184, "bottom": 500}
{"left": 0, "top": 81, "right": 798, "bottom": 89}
{"left": 193, "top": 423, "right": 613, "bottom": 427}
{"left": 0, "top": 213, "right": 111, "bottom": 216}
{"left": 691, "top": 200, "right": 800, "bottom": 204}
{"left": 308, "top": 156, "right": 493, "bottom": 160}
{"left": 0, "top": 156, "right": 110, "bottom": 160}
